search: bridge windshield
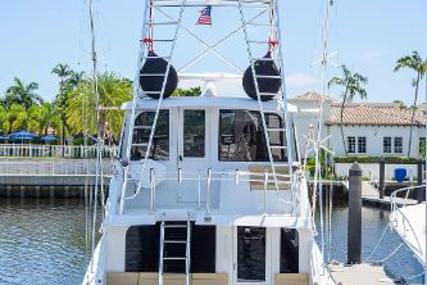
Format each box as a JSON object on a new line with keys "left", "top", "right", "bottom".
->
{"left": 131, "top": 110, "right": 169, "bottom": 161}
{"left": 126, "top": 108, "right": 286, "bottom": 163}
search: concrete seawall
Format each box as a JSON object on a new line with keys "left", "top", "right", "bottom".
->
{"left": 0, "top": 158, "right": 112, "bottom": 198}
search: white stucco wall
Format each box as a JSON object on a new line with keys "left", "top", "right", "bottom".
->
{"left": 327, "top": 125, "right": 425, "bottom": 158}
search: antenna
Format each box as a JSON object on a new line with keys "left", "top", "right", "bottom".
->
{"left": 87, "top": 0, "right": 104, "bottom": 269}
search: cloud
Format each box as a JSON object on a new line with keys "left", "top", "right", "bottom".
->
{"left": 287, "top": 73, "right": 320, "bottom": 87}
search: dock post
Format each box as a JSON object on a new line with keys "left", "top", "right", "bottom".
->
{"left": 379, "top": 159, "right": 385, "bottom": 199}
{"left": 417, "top": 160, "right": 424, "bottom": 202}
{"left": 348, "top": 162, "right": 362, "bottom": 264}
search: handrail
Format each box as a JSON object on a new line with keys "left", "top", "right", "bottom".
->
{"left": 119, "top": 167, "right": 300, "bottom": 214}
{"left": 390, "top": 184, "right": 425, "bottom": 257}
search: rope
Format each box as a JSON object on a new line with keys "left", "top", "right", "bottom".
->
{"left": 363, "top": 223, "right": 391, "bottom": 262}
{"left": 377, "top": 244, "right": 404, "bottom": 263}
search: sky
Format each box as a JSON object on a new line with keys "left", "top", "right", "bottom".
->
{"left": 0, "top": 0, "right": 426, "bottom": 104}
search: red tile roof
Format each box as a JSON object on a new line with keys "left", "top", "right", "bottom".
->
{"left": 326, "top": 103, "right": 425, "bottom": 127}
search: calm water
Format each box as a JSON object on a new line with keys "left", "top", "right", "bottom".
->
{"left": 0, "top": 199, "right": 96, "bottom": 285}
{"left": 0, "top": 199, "right": 424, "bottom": 284}
{"left": 317, "top": 203, "right": 424, "bottom": 283}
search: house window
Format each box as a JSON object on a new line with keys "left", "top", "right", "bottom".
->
{"left": 358, "top": 137, "right": 367, "bottom": 153}
{"left": 383, "top": 137, "right": 392, "bottom": 153}
{"left": 394, "top": 137, "right": 403, "bottom": 154}
{"left": 347, "top": 136, "right": 356, "bottom": 153}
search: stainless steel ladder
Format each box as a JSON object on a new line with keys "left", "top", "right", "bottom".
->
{"left": 237, "top": 0, "right": 293, "bottom": 193}
{"left": 159, "top": 219, "right": 192, "bottom": 285}
{"left": 119, "top": 0, "right": 187, "bottom": 214}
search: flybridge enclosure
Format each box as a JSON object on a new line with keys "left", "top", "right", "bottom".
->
{"left": 118, "top": 0, "right": 295, "bottom": 215}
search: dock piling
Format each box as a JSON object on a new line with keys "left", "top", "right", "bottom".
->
{"left": 348, "top": 162, "right": 362, "bottom": 264}
{"left": 379, "top": 159, "right": 385, "bottom": 199}
{"left": 417, "top": 160, "right": 424, "bottom": 202}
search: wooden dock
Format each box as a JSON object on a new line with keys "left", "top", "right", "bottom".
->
{"left": 328, "top": 263, "right": 396, "bottom": 285}
{"left": 342, "top": 181, "right": 418, "bottom": 209}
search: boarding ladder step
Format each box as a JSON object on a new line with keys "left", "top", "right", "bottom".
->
{"left": 269, "top": 145, "right": 287, "bottom": 149}
{"left": 159, "top": 219, "right": 191, "bottom": 285}
{"left": 255, "top": 75, "right": 282, "bottom": 79}
{"left": 146, "top": 21, "right": 179, "bottom": 26}
{"left": 267, "top": 128, "right": 286, "bottom": 132}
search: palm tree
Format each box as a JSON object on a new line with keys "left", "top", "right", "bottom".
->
{"left": 4, "top": 77, "right": 43, "bottom": 109}
{"left": 66, "top": 72, "right": 132, "bottom": 140}
{"left": 28, "top": 103, "right": 61, "bottom": 135}
{"left": 394, "top": 51, "right": 427, "bottom": 157}
{"left": 52, "top": 63, "right": 72, "bottom": 88}
{"left": 67, "top": 71, "right": 85, "bottom": 88}
{"left": 52, "top": 64, "right": 85, "bottom": 145}
{"left": 328, "top": 65, "right": 368, "bottom": 156}
{"left": 0, "top": 103, "right": 28, "bottom": 133}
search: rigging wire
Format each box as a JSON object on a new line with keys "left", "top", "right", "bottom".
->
{"left": 363, "top": 223, "right": 391, "bottom": 262}
{"left": 312, "top": 0, "right": 334, "bottom": 267}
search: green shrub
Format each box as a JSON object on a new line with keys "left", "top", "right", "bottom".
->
{"left": 334, "top": 156, "right": 419, "bottom": 164}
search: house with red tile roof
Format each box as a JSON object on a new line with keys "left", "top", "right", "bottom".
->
{"left": 290, "top": 92, "right": 426, "bottom": 158}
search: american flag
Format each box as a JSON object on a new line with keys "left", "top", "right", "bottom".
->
{"left": 197, "top": 6, "right": 212, "bottom": 25}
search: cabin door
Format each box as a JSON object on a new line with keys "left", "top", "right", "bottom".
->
{"left": 176, "top": 108, "right": 210, "bottom": 204}
{"left": 233, "top": 226, "right": 271, "bottom": 285}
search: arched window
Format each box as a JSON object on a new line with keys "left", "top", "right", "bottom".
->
{"left": 131, "top": 110, "right": 169, "bottom": 161}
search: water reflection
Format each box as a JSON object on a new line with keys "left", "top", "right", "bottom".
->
{"left": 0, "top": 199, "right": 100, "bottom": 285}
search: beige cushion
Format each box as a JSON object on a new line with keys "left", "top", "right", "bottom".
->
{"left": 274, "top": 273, "right": 309, "bottom": 285}
{"left": 192, "top": 273, "right": 228, "bottom": 285}
{"left": 138, "top": 273, "right": 228, "bottom": 285}
{"left": 249, "top": 166, "right": 290, "bottom": 191}
{"left": 107, "top": 272, "right": 139, "bottom": 285}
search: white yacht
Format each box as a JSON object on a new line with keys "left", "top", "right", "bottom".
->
{"left": 390, "top": 186, "right": 426, "bottom": 266}
{"left": 83, "top": 1, "right": 330, "bottom": 284}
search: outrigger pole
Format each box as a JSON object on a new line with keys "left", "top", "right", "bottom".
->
{"left": 87, "top": 0, "right": 104, "bottom": 270}
{"left": 313, "top": 0, "right": 334, "bottom": 270}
